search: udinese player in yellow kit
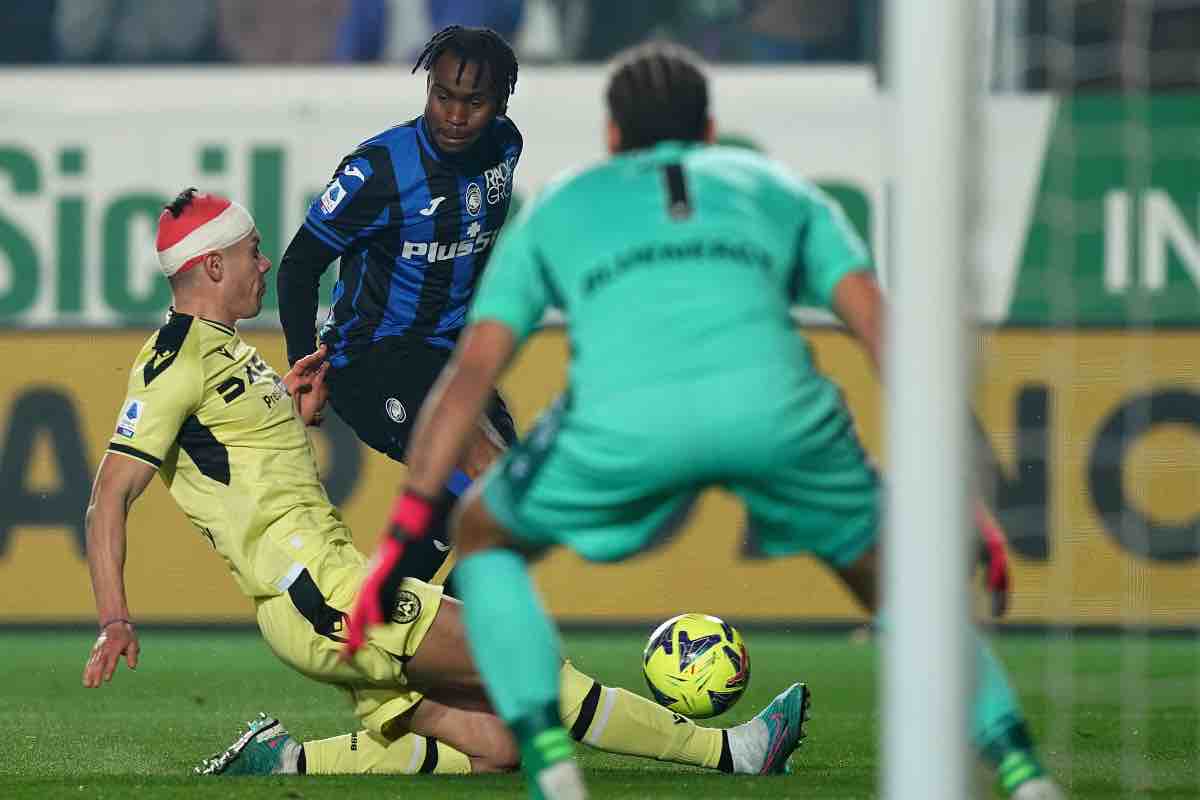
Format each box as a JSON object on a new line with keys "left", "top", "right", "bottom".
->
{"left": 81, "top": 189, "right": 809, "bottom": 780}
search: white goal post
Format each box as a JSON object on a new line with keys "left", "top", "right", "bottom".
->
{"left": 884, "top": 1, "right": 978, "bottom": 798}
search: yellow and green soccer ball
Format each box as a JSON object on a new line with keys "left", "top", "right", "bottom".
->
{"left": 642, "top": 613, "right": 750, "bottom": 719}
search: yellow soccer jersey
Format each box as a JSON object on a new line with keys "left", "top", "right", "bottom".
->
{"left": 107, "top": 311, "right": 352, "bottom": 598}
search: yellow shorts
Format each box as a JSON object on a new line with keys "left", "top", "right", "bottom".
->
{"left": 255, "top": 542, "right": 445, "bottom": 736}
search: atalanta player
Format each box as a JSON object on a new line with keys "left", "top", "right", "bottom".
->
{"left": 277, "top": 26, "right": 523, "bottom": 585}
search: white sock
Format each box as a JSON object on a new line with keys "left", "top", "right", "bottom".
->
{"left": 277, "top": 738, "right": 302, "bottom": 775}
{"left": 726, "top": 718, "right": 769, "bottom": 774}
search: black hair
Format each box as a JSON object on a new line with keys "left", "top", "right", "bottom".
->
{"left": 606, "top": 41, "right": 709, "bottom": 152}
{"left": 164, "top": 187, "right": 199, "bottom": 218}
{"left": 412, "top": 26, "right": 519, "bottom": 113}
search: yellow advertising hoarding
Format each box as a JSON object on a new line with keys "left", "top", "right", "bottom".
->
{"left": 1, "top": 329, "right": 1198, "bottom": 625}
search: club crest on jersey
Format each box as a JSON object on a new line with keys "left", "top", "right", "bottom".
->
{"left": 465, "top": 182, "right": 483, "bottom": 216}
{"left": 116, "top": 398, "right": 144, "bottom": 439}
{"left": 385, "top": 397, "right": 407, "bottom": 424}
{"left": 317, "top": 157, "right": 373, "bottom": 218}
{"left": 391, "top": 590, "right": 422, "bottom": 624}
{"left": 484, "top": 157, "right": 516, "bottom": 205}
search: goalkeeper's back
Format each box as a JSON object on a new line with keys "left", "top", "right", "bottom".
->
{"left": 468, "top": 140, "right": 872, "bottom": 426}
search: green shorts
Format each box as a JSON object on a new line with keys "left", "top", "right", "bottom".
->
{"left": 481, "top": 377, "right": 879, "bottom": 569}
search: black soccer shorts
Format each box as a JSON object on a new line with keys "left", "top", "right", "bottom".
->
{"left": 325, "top": 337, "right": 517, "bottom": 463}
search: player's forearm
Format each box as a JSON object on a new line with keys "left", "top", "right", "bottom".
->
{"left": 832, "top": 270, "right": 885, "bottom": 376}
{"left": 277, "top": 226, "right": 334, "bottom": 365}
{"left": 855, "top": 313, "right": 884, "bottom": 376}
{"left": 84, "top": 501, "right": 132, "bottom": 624}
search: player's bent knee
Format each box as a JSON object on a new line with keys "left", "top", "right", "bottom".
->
{"left": 479, "top": 733, "right": 521, "bottom": 773}
{"left": 450, "top": 489, "right": 513, "bottom": 557}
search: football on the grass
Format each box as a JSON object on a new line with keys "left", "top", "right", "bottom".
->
{"left": 642, "top": 613, "right": 750, "bottom": 719}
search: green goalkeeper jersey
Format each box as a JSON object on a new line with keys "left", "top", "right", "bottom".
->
{"left": 469, "top": 142, "right": 871, "bottom": 424}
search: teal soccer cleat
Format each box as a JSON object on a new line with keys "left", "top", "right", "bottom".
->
{"left": 755, "top": 682, "right": 812, "bottom": 774}
{"left": 194, "top": 712, "right": 301, "bottom": 776}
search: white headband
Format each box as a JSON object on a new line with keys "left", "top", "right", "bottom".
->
{"left": 156, "top": 200, "right": 254, "bottom": 277}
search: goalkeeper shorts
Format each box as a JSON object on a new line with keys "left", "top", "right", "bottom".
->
{"left": 479, "top": 374, "right": 880, "bottom": 569}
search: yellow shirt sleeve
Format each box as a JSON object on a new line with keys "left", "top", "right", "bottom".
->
{"left": 107, "top": 345, "right": 203, "bottom": 469}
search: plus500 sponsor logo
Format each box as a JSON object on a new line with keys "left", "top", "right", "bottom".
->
{"left": 401, "top": 229, "right": 498, "bottom": 263}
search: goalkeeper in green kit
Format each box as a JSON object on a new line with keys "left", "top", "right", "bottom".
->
{"left": 344, "top": 41, "right": 1065, "bottom": 800}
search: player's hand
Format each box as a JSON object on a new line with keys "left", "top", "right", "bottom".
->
{"left": 343, "top": 491, "right": 436, "bottom": 659}
{"left": 82, "top": 621, "right": 139, "bottom": 688}
{"left": 975, "top": 502, "right": 1011, "bottom": 618}
{"left": 284, "top": 345, "right": 330, "bottom": 426}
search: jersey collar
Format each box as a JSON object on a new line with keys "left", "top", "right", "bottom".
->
{"left": 167, "top": 306, "right": 236, "bottom": 336}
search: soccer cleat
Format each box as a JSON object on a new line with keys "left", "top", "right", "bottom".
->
{"left": 521, "top": 727, "right": 587, "bottom": 800}
{"left": 731, "top": 682, "right": 811, "bottom": 775}
{"left": 532, "top": 758, "right": 589, "bottom": 800}
{"left": 1011, "top": 777, "right": 1067, "bottom": 800}
{"left": 995, "top": 747, "right": 1055, "bottom": 798}
{"left": 194, "top": 712, "right": 301, "bottom": 776}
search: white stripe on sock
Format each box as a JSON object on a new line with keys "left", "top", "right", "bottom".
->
{"left": 406, "top": 735, "right": 426, "bottom": 774}
{"left": 728, "top": 718, "right": 768, "bottom": 774}
{"left": 584, "top": 687, "right": 617, "bottom": 746}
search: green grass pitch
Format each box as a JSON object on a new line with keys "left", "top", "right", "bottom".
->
{"left": 1, "top": 630, "right": 1196, "bottom": 798}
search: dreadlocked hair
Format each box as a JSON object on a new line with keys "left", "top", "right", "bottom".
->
{"left": 164, "top": 187, "right": 200, "bottom": 218}
{"left": 412, "top": 26, "right": 519, "bottom": 114}
{"left": 606, "top": 41, "right": 709, "bottom": 152}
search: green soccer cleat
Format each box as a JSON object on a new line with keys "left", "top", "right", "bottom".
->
{"left": 995, "top": 747, "right": 1068, "bottom": 799}
{"left": 754, "top": 682, "right": 812, "bottom": 774}
{"left": 194, "top": 712, "right": 301, "bottom": 776}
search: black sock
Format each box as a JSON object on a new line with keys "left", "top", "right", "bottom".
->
{"left": 717, "top": 730, "right": 733, "bottom": 773}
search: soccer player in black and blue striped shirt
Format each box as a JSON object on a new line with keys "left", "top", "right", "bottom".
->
{"left": 278, "top": 26, "right": 522, "bottom": 583}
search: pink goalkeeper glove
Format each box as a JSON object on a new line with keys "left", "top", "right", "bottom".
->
{"left": 976, "top": 502, "right": 1011, "bottom": 618}
{"left": 343, "top": 491, "right": 435, "bottom": 658}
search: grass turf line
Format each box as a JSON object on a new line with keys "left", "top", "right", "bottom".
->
{"left": 0, "top": 631, "right": 1196, "bottom": 798}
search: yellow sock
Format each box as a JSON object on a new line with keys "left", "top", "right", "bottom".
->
{"left": 558, "top": 660, "right": 728, "bottom": 771}
{"left": 302, "top": 730, "right": 472, "bottom": 775}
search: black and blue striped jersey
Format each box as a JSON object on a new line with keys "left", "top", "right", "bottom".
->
{"left": 278, "top": 114, "right": 522, "bottom": 368}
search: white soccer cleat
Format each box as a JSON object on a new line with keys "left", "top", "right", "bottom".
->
{"left": 1012, "top": 777, "right": 1067, "bottom": 800}
{"left": 534, "top": 759, "right": 589, "bottom": 800}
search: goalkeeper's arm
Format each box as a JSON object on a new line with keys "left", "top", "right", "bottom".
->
{"left": 829, "top": 268, "right": 1011, "bottom": 616}
{"left": 831, "top": 269, "right": 884, "bottom": 375}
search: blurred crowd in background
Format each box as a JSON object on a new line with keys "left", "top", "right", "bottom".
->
{"left": 0, "top": 0, "right": 878, "bottom": 66}
{"left": 3, "top": 1, "right": 1197, "bottom": 89}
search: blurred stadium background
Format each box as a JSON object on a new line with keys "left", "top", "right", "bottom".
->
{"left": 1, "top": 1, "right": 1199, "bottom": 797}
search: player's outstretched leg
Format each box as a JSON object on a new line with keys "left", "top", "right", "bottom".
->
{"left": 299, "top": 727, "right": 477, "bottom": 775}
{"left": 195, "top": 713, "right": 482, "bottom": 777}
{"left": 453, "top": 496, "right": 587, "bottom": 800}
{"left": 836, "top": 547, "right": 1064, "bottom": 799}
{"left": 971, "top": 629, "right": 1061, "bottom": 798}
{"left": 560, "top": 658, "right": 811, "bottom": 775}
